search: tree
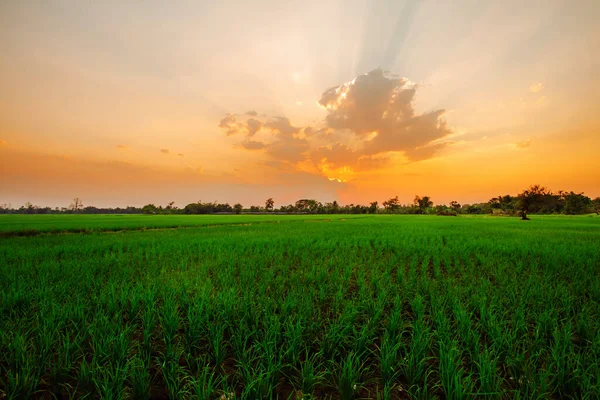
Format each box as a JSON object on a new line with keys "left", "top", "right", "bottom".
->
{"left": 142, "top": 204, "right": 158, "bottom": 214}
{"left": 462, "top": 204, "right": 477, "bottom": 214}
{"left": 414, "top": 195, "right": 433, "bottom": 211}
{"left": 214, "top": 203, "right": 233, "bottom": 213}
{"left": 517, "top": 184, "right": 549, "bottom": 220}
{"left": 435, "top": 205, "right": 457, "bottom": 216}
{"left": 233, "top": 203, "right": 243, "bottom": 214}
{"left": 303, "top": 199, "right": 321, "bottom": 213}
{"left": 449, "top": 201, "right": 461, "bottom": 213}
{"left": 382, "top": 196, "right": 400, "bottom": 211}
{"left": 295, "top": 199, "right": 320, "bottom": 212}
{"left": 23, "top": 201, "right": 35, "bottom": 214}
{"left": 488, "top": 195, "right": 518, "bottom": 214}
{"left": 325, "top": 201, "right": 340, "bottom": 214}
{"left": 562, "top": 192, "right": 592, "bottom": 215}
{"left": 368, "top": 201, "right": 378, "bottom": 214}
{"left": 593, "top": 197, "right": 600, "bottom": 215}
{"left": 69, "top": 197, "right": 83, "bottom": 212}
{"left": 265, "top": 198, "right": 274, "bottom": 211}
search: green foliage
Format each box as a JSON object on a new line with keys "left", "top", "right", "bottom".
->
{"left": 0, "top": 214, "right": 599, "bottom": 398}
{"left": 265, "top": 198, "right": 275, "bottom": 211}
{"left": 2, "top": 185, "right": 597, "bottom": 217}
{"left": 414, "top": 195, "right": 434, "bottom": 210}
{"left": 382, "top": 196, "right": 400, "bottom": 211}
{"left": 487, "top": 186, "right": 595, "bottom": 217}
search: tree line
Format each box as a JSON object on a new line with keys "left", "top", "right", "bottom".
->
{"left": 2, "top": 186, "right": 599, "bottom": 218}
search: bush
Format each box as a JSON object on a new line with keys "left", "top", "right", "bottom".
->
{"left": 436, "top": 207, "right": 457, "bottom": 216}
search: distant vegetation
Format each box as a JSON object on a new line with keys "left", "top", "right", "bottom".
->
{"left": 2, "top": 185, "right": 598, "bottom": 217}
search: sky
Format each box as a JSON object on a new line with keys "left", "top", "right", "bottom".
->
{"left": 1, "top": 0, "right": 599, "bottom": 208}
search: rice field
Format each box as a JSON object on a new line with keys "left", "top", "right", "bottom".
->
{"left": 1, "top": 214, "right": 599, "bottom": 399}
{"left": 0, "top": 214, "right": 359, "bottom": 236}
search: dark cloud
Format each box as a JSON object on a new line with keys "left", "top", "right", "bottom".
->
{"left": 357, "top": 155, "right": 392, "bottom": 170}
{"left": 218, "top": 113, "right": 236, "bottom": 128}
{"left": 241, "top": 140, "right": 266, "bottom": 150}
{"left": 219, "top": 113, "right": 266, "bottom": 137}
{"left": 311, "top": 143, "right": 357, "bottom": 168}
{"left": 219, "top": 68, "right": 453, "bottom": 174}
{"left": 265, "top": 117, "right": 300, "bottom": 136}
{"left": 320, "top": 69, "right": 450, "bottom": 156}
{"left": 311, "top": 143, "right": 392, "bottom": 172}
{"left": 245, "top": 110, "right": 258, "bottom": 116}
{"left": 246, "top": 118, "right": 262, "bottom": 136}
{"left": 319, "top": 69, "right": 416, "bottom": 135}
{"left": 178, "top": 153, "right": 184, "bottom": 157}
{"left": 268, "top": 136, "right": 309, "bottom": 163}
{"left": 218, "top": 113, "right": 243, "bottom": 136}
{"left": 116, "top": 144, "right": 127, "bottom": 149}
{"left": 160, "top": 149, "right": 170, "bottom": 154}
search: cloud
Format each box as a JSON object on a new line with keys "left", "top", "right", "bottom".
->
{"left": 219, "top": 113, "right": 266, "bottom": 137}
{"left": 319, "top": 69, "right": 450, "bottom": 156}
{"left": 245, "top": 110, "right": 258, "bottom": 116}
{"left": 268, "top": 136, "right": 309, "bottom": 163}
{"left": 160, "top": 149, "right": 170, "bottom": 154}
{"left": 319, "top": 70, "right": 416, "bottom": 134}
{"left": 241, "top": 140, "right": 266, "bottom": 150}
{"left": 357, "top": 155, "right": 392, "bottom": 170}
{"left": 222, "top": 114, "right": 309, "bottom": 161}
{"left": 246, "top": 118, "right": 262, "bottom": 136}
{"left": 116, "top": 144, "right": 127, "bottom": 149}
{"left": 218, "top": 113, "right": 242, "bottom": 136}
{"left": 178, "top": 153, "right": 184, "bottom": 157}
{"left": 310, "top": 143, "right": 385, "bottom": 170}
{"left": 311, "top": 143, "right": 357, "bottom": 168}
{"left": 219, "top": 68, "right": 453, "bottom": 178}
{"left": 530, "top": 82, "right": 544, "bottom": 93}
{"left": 261, "top": 117, "right": 309, "bottom": 162}
{"left": 515, "top": 139, "right": 532, "bottom": 149}
{"left": 265, "top": 116, "right": 300, "bottom": 136}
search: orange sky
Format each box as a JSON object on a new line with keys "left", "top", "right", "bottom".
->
{"left": 1, "top": 0, "right": 599, "bottom": 208}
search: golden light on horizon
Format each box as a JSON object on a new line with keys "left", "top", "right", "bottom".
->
{"left": 324, "top": 165, "right": 355, "bottom": 184}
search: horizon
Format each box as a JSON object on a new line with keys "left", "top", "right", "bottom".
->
{"left": 2, "top": 184, "right": 598, "bottom": 211}
{"left": 1, "top": 1, "right": 599, "bottom": 207}
{"left": 1, "top": 184, "right": 598, "bottom": 210}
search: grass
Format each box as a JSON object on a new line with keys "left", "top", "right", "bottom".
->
{"left": 0, "top": 214, "right": 364, "bottom": 236}
{"left": 0, "top": 214, "right": 599, "bottom": 399}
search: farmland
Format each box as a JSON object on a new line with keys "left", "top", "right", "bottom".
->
{"left": 0, "top": 214, "right": 361, "bottom": 237}
{"left": 1, "top": 214, "right": 599, "bottom": 399}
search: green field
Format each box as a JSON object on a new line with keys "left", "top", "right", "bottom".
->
{"left": 0, "top": 214, "right": 362, "bottom": 236}
{"left": 1, "top": 215, "right": 599, "bottom": 399}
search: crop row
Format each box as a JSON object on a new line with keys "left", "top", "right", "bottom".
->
{"left": 1, "top": 217, "right": 599, "bottom": 398}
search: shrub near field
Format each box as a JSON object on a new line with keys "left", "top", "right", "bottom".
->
{"left": 1, "top": 215, "right": 599, "bottom": 399}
